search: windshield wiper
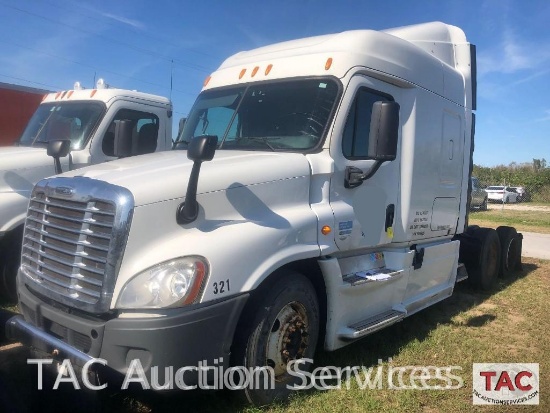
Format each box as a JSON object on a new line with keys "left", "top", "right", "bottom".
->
{"left": 232, "top": 137, "right": 278, "bottom": 151}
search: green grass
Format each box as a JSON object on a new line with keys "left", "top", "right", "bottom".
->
{"left": 469, "top": 209, "right": 550, "bottom": 233}
{"left": 121, "top": 258, "right": 550, "bottom": 412}
{"left": 2, "top": 260, "right": 548, "bottom": 412}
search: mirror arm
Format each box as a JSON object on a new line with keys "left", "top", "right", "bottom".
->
{"left": 362, "top": 160, "right": 383, "bottom": 180}
{"left": 345, "top": 160, "right": 384, "bottom": 189}
{"left": 176, "top": 161, "right": 202, "bottom": 225}
{"left": 54, "top": 157, "right": 63, "bottom": 175}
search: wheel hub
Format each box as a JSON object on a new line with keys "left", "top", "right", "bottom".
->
{"left": 265, "top": 302, "right": 309, "bottom": 378}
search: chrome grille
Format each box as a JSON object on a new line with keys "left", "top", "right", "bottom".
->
{"left": 20, "top": 177, "right": 134, "bottom": 313}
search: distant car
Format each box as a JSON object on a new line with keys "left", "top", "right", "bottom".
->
{"left": 485, "top": 186, "right": 520, "bottom": 203}
{"left": 511, "top": 186, "right": 527, "bottom": 202}
{"left": 470, "top": 177, "right": 488, "bottom": 210}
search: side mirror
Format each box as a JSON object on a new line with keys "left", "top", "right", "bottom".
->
{"left": 367, "top": 101, "right": 400, "bottom": 161}
{"left": 345, "top": 101, "right": 400, "bottom": 188}
{"left": 47, "top": 139, "right": 71, "bottom": 174}
{"left": 176, "top": 135, "right": 218, "bottom": 225}
{"left": 113, "top": 120, "right": 134, "bottom": 158}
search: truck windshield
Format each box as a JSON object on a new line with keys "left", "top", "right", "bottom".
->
{"left": 175, "top": 78, "right": 340, "bottom": 151}
{"left": 18, "top": 102, "right": 105, "bottom": 149}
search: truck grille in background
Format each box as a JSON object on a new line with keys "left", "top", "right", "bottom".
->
{"left": 21, "top": 192, "right": 116, "bottom": 307}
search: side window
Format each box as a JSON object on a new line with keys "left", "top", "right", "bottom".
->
{"left": 342, "top": 88, "right": 392, "bottom": 159}
{"left": 102, "top": 109, "right": 159, "bottom": 157}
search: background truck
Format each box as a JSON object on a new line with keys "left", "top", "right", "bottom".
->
{"left": 0, "top": 82, "right": 50, "bottom": 146}
{"left": 7, "top": 22, "right": 521, "bottom": 404}
{"left": 0, "top": 80, "right": 174, "bottom": 300}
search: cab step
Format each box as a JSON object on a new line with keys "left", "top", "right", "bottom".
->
{"left": 456, "top": 263, "right": 468, "bottom": 283}
{"left": 338, "top": 308, "right": 407, "bottom": 340}
{"left": 343, "top": 268, "right": 404, "bottom": 286}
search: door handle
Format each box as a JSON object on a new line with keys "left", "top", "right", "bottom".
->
{"left": 385, "top": 204, "right": 395, "bottom": 231}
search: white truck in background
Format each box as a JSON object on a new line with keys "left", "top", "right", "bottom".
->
{"left": 7, "top": 22, "right": 522, "bottom": 404}
{"left": 0, "top": 80, "right": 174, "bottom": 300}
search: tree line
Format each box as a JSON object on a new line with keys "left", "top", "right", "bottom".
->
{"left": 473, "top": 159, "right": 550, "bottom": 203}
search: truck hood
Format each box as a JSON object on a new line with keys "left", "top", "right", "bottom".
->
{"left": 0, "top": 146, "right": 56, "bottom": 193}
{"left": 59, "top": 150, "right": 312, "bottom": 206}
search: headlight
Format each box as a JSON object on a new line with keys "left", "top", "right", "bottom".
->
{"left": 116, "top": 256, "right": 208, "bottom": 309}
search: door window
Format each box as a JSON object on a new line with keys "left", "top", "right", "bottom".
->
{"left": 342, "top": 88, "right": 392, "bottom": 159}
{"left": 102, "top": 109, "right": 159, "bottom": 157}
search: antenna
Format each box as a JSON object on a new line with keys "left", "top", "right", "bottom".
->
{"left": 170, "top": 60, "right": 174, "bottom": 100}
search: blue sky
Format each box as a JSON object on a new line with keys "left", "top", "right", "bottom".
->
{"left": 0, "top": 0, "right": 548, "bottom": 167}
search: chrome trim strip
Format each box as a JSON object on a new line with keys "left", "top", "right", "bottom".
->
{"left": 25, "top": 227, "right": 111, "bottom": 252}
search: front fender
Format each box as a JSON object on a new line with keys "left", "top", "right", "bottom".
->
{"left": 112, "top": 176, "right": 320, "bottom": 308}
{"left": 0, "top": 192, "right": 29, "bottom": 234}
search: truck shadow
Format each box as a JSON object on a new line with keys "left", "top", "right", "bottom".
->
{"left": 0, "top": 262, "right": 538, "bottom": 413}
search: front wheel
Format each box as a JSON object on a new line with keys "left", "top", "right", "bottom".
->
{"left": 0, "top": 227, "right": 23, "bottom": 302}
{"left": 231, "top": 270, "right": 320, "bottom": 405}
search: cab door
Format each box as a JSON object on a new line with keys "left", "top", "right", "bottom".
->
{"left": 329, "top": 76, "right": 402, "bottom": 252}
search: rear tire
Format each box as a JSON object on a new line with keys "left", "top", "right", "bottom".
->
{"left": 231, "top": 270, "right": 319, "bottom": 405}
{"left": 496, "top": 226, "right": 520, "bottom": 278}
{"left": 467, "top": 227, "right": 501, "bottom": 291}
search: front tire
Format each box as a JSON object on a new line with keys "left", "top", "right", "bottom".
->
{"left": 0, "top": 227, "right": 23, "bottom": 303}
{"left": 231, "top": 270, "right": 320, "bottom": 405}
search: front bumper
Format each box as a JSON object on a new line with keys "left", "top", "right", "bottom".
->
{"left": 7, "top": 279, "right": 249, "bottom": 386}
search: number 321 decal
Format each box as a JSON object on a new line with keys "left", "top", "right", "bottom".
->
{"left": 212, "top": 279, "right": 230, "bottom": 295}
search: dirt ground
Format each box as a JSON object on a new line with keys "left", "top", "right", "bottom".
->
{"left": 487, "top": 202, "right": 550, "bottom": 212}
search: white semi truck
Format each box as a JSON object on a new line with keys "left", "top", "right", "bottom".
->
{"left": 7, "top": 22, "right": 521, "bottom": 404}
{"left": 0, "top": 81, "right": 174, "bottom": 300}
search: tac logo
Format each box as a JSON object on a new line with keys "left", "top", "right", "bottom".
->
{"left": 472, "top": 363, "right": 539, "bottom": 405}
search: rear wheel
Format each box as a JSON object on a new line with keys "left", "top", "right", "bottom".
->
{"left": 231, "top": 271, "right": 319, "bottom": 405}
{"left": 467, "top": 227, "right": 501, "bottom": 291}
{"left": 496, "top": 226, "right": 520, "bottom": 278}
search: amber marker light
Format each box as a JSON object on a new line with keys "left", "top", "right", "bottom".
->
{"left": 321, "top": 225, "right": 332, "bottom": 235}
{"left": 66, "top": 91, "right": 74, "bottom": 99}
{"left": 90, "top": 90, "right": 97, "bottom": 97}
{"left": 325, "top": 57, "right": 333, "bottom": 70}
{"left": 251, "top": 66, "right": 259, "bottom": 77}
{"left": 203, "top": 76, "right": 211, "bottom": 87}
{"left": 239, "top": 68, "right": 247, "bottom": 79}
{"left": 265, "top": 64, "right": 273, "bottom": 75}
